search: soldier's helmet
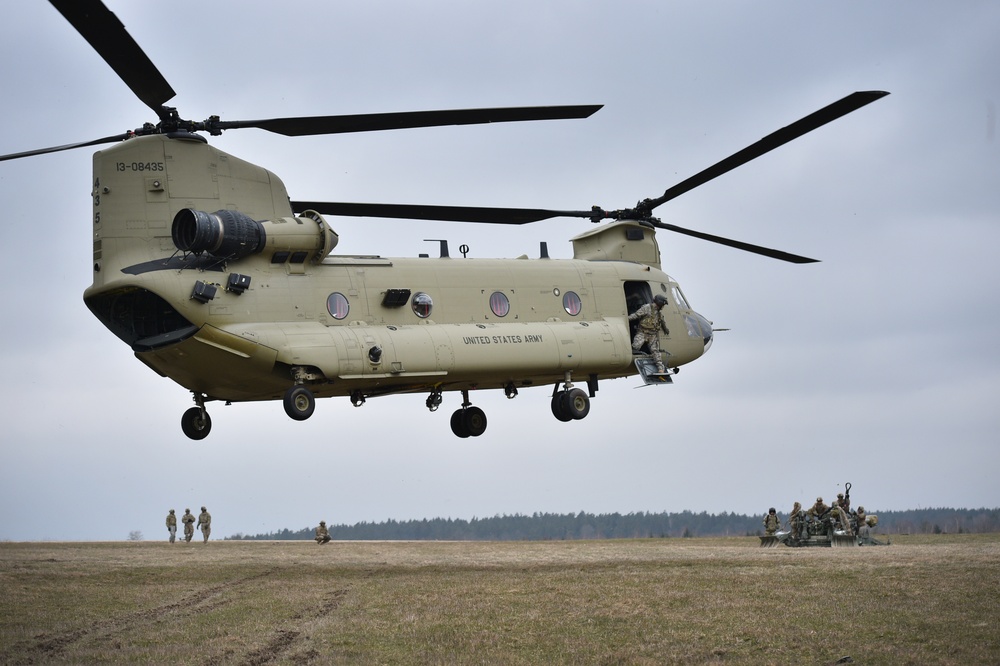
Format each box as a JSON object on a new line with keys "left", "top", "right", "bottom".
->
{"left": 837, "top": 493, "right": 844, "bottom": 499}
{"left": 653, "top": 294, "right": 668, "bottom": 307}
{"left": 169, "top": 509, "right": 175, "bottom": 514}
{"left": 816, "top": 497, "right": 823, "bottom": 503}
{"left": 185, "top": 508, "right": 190, "bottom": 512}
{"left": 858, "top": 505, "right": 865, "bottom": 512}
{"left": 201, "top": 506, "right": 207, "bottom": 511}
{"left": 320, "top": 521, "right": 326, "bottom": 525}
{"left": 768, "top": 507, "right": 776, "bottom": 513}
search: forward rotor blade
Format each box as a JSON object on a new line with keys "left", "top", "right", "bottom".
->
{"left": 0, "top": 132, "right": 132, "bottom": 162}
{"left": 646, "top": 91, "right": 889, "bottom": 210}
{"left": 651, "top": 221, "right": 818, "bottom": 263}
{"left": 293, "top": 200, "right": 817, "bottom": 263}
{"left": 291, "top": 201, "right": 592, "bottom": 225}
{"left": 50, "top": 0, "right": 175, "bottom": 115}
{"left": 219, "top": 105, "right": 602, "bottom": 137}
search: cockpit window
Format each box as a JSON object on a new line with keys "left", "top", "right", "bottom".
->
{"left": 671, "top": 285, "right": 690, "bottom": 310}
{"left": 684, "top": 313, "right": 714, "bottom": 346}
{"left": 684, "top": 315, "right": 702, "bottom": 338}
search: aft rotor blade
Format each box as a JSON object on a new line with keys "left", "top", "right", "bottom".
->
{"left": 50, "top": 0, "right": 176, "bottom": 115}
{"left": 646, "top": 91, "right": 889, "bottom": 210}
{"left": 218, "top": 105, "right": 602, "bottom": 137}
{"left": 291, "top": 201, "right": 593, "bottom": 225}
{"left": 651, "top": 220, "right": 818, "bottom": 263}
{"left": 0, "top": 132, "right": 132, "bottom": 162}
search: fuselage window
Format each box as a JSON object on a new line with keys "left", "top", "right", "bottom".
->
{"left": 412, "top": 292, "right": 433, "bottom": 318}
{"left": 326, "top": 292, "right": 349, "bottom": 320}
{"left": 489, "top": 291, "right": 510, "bottom": 317}
{"left": 563, "top": 291, "right": 582, "bottom": 316}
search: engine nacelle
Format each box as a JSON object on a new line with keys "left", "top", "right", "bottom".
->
{"left": 171, "top": 208, "right": 338, "bottom": 262}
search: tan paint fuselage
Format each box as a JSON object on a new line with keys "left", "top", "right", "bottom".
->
{"left": 84, "top": 135, "right": 710, "bottom": 404}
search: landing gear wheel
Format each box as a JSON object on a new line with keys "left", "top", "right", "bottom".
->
{"left": 450, "top": 406, "right": 487, "bottom": 437}
{"left": 462, "top": 406, "right": 488, "bottom": 437}
{"left": 563, "top": 388, "right": 591, "bottom": 420}
{"left": 181, "top": 407, "right": 212, "bottom": 440}
{"left": 284, "top": 386, "right": 315, "bottom": 421}
{"left": 450, "top": 409, "right": 470, "bottom": 438}
{"left": 551, "top": 391, "right": 573, "bottom": 422}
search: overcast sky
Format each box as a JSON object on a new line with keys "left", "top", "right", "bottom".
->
{"left": 1, "top": 1, "right": 997, "bottom": 541}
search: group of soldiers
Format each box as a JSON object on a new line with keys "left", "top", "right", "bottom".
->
{"left": 165, "top": 507, "right": 212, "bottom": 543}
{"left": 764, "top": 491, "right": 876, "bottom": 539}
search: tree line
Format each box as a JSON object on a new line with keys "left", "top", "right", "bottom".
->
{"left": 225, "top": 507, "right": 1000, "bottom": 541}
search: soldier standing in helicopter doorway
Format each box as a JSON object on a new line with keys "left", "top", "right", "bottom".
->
{"left": 629, "top": 294, "right": 670, "bottom": 373}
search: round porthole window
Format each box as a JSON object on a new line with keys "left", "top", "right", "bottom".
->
{"left": 412, "top": 292, "right": 433, "bottom": 318}
{"left": 326, "top": 292, "right": 349, "bottom": 320}
{"left": 489, "top": 291, "right": 510, "bottom": 317}
{"left": 563, "top": 291, "right": 582, "bottom": 316}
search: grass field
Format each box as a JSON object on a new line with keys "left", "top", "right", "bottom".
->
{"left": 2, "top": 534, "right": 998, "bottom": 664}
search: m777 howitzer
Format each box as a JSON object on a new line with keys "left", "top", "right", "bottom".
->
{"left": 760, "top": 484, "right": 890, "bottom": 548}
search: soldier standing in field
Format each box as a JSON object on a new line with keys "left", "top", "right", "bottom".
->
{"left": 788, "top": 501, "right": 803, "bottom": 539}
{"left": 197, "top": 506, "right": 212, "bottom": 543}
{"left": 315, "top": 521, "right": 331, "bottom": 544}
{"left": 763, "top": 508, "right": 780, "bottom": 535}
{"left": 182, "top": 508, "right": 195, "bottom": 542}
{"left": 628, "top": 294, "right": 670, "bottom": 373}
{"left": 166, "top": 509, "right": 177, "bottom": 543}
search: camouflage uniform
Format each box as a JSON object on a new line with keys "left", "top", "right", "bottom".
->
{"left": 182, "top": 509, "right": 195, "bottom": 542}
{"left": 855, "top": 506, "right": 869, "bottom": 537}
{"left": 197, "top": 507, "right": 212, "bottom": 543}
{"left": 628, "top": 295, "right": 670, "bottom": 373}
{"left": 166, "top": 509, "right": 177, "bottom": 543}
{"left": 763, "top": 508, "right": 780, "bottom": 535}
{"left": 831, "top": 494, "right": 853, "bottom": 534}
{"left": 806, "top": 497, "right": 829, "bottom": 518}
{"left": 806, "top": 497, "right": 829, "bottom": 534}
{"left": 315, "top": 521, "right": 331, "bottom": 545}
{"left": 788, "top": 501, "right": 803, "bottom": 539}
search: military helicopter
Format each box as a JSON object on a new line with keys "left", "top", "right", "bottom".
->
{"left": 3, "top": 0, "right": 887, "bottom": 440}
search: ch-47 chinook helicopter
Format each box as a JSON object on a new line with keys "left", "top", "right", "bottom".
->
{"left": 4, "top": 1, "right": 887, "bottom": 441}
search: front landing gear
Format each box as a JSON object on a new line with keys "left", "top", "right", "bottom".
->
{"left": 450, "top": 390, "right": 488, "bottom": 438}
{"left": 181, "top": 394, "right": 212, "bottom": 440}
{"left": 551, "top": 374, "right": 591, "bottom": 422}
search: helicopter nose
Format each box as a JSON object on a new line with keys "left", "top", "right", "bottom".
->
{"left": 693, "top": 311, "right": 713, "bottom": 352}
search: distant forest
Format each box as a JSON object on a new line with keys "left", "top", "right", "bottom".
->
{"left": 225, "top": 508, "right": 1000, "bottom": 542}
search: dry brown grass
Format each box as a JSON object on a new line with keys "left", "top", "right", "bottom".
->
{"left": 1, "top": 534, "right": 998, "bottom": 664}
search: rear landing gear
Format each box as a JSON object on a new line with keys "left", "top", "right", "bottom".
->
{"left": 284, "top": 385, "right": 316, "bottom": 421}
{"left": 450, "top": 390, "right": 488, "bottom": 438}
{"left": 181, "top": 393, "right": 212, "bottom": 440}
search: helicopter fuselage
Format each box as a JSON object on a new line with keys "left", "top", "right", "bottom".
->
{"left": 82, "top": 134, "right": 713, "bottom": 435}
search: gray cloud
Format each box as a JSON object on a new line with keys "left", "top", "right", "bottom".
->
{"left": 1, "top": 1, "right": 997, "bottom": 541}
